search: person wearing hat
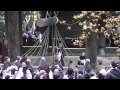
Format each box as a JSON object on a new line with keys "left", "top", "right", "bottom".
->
{"left": 105, "top": 61, "right": 120, "bottom": 79}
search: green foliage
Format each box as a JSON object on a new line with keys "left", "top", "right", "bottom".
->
{"left": 22, "top": 11, "right": 41, "bottom": 32}
{"left": 0, "top": 11, "right": 41, "bottom": 32}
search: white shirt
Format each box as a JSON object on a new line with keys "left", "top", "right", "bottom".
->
{"left": 49, "top": 70, "right": 53, "bottom": 79}
{"left": 57, "top": 51, "right": 62, "bottom": 61}
{"left": 81, "top": 59, "right": 86, "bottom": 65}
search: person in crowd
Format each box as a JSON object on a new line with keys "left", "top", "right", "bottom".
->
{"left": 77, "top": 71, "right": 84, "bottom": 79}
{"left": 68, "top": 60, "right": 76, "bottom": 72}
{"left": 31, "top": 35, "right": 37, "bottom": 46}
{"left": 39, "top": 70, "right": 48, "bottom": 79}
{"left": 51, "top": 58, "right": 63, "bottom": 72}
{"left": 27, "top": 34, "right": 33, "bottom": 46}
{"left": 38, "top": 57, "right": 50, "bottom": 74}
{"left": 25, "top": 59, "right": 34, "bottom": 77}
{"left": 66, "top": 68, "right": 74, "bottom": 79}
{"left": 84, "top": 59, "right": 92, "bottom": 74}
{"left": 53, "top": 69, "right": 61, "bottom": 79}
{"left": 96, "top": 60, "right": 105, "bottom": 75}
{"left": 2, "top": 56, "right": 11, "bottom": 70}
{"left": 90, "top": 71, "right": 97, "bottom": 79}
{"left": 84, "top": 73, "right": 90, "bottom": 79}
{"left": 97, "top": 73, "right": 104, "bottom": 79}
{"left": 78, "top": 52, "right": 86, "bottom": 65}
{"left": 97, "top": 69, "right": 107, "bottom": 79}
{"left": 105, "top": 61, "right": 120, "bottom": 79}
{"left": 22, "top": 33, "right": 28, "bottom": 46}
{"left": 14, "top": 56, "right": 22, "bottom": 69}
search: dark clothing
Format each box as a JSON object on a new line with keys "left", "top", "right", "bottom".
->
{"left": 23, "top": 36, "right": 27, "bottom": 46}
{"left": 2, "top": 62, "right": 11, "bottom": 70}
{"left": 105, "top": 68, "right": 120, "bottom": 79}
{"left": 26, "top": 63, "right": 34, "bottom": 73}
{"left": 1, "top": 45, "right": 8, "bottom": 63}
{"left": 105, "top": 37, "right": 111, "bottom": 47}
{"left": 0, "top": 42, "right": 2, "bottom": 55}
{"left": 51, "top": 62, "right": 63, "bottom": 72}
{"left": 27, "top": 36, "right": 33, "bottom": 46}
{"left": 39, "top": 61, "right": 50, "bottom": 73}
{"left": 20, "top": 57, "right": 27, "bottom": 64}
{"left": 84, "top": 63, "right": 92, "bottom": 73}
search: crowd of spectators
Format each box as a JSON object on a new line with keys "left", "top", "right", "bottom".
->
{"left": 0, "top": 53, "right": 120, "bottom": 79}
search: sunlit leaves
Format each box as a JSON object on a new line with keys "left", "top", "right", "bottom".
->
{"left": 59, "top": 11, "right": 120, "bottom": 47}
{"left": 83, "top": 25, "right": 87, "bottom": 30}
{"left": 67, "top": 26, "right": 71, "bottom": 30}
{"left": 59, "top": 20, "right": 66, "bottom": 24}
{"left": 79, "top": 22, "right": 83, "bottom": 26}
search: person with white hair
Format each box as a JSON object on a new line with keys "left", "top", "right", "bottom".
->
{"left": 99, "top": 69, "right": 107, "bottom": 76}
{"left": 84, "top": 59, "right": 92, "bottom": 74}
{"left": 26, "top": 59, "right": 34, "bottom": 78}
{"left": 15, "top": 62, "right": 27, "bottom": 79}
{"left": 38, "top": 57, "right": 50, "bottom": 74}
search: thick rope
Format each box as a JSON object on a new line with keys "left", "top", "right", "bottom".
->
{"left": 42, "top": 28, "right": 49, "bottom": 56}
{"left": 31, "top": 27, "right": 49, "bottom": 65}
{"left": 22, "top": 39, "right": 40, "bottom": 57}
{"left": 29, "top": 29, "right": 49, "bottom": 57}
{"left": 56, "top": 25, "right": 74, "bottom": 56}
{"left": 55, "top": 25, "right": 71, "bottom": 61}
{"left": 57, "top": 25, "right": 74, "bottom": 56}
{"left": 22, "top": 27, "right": 49, "bottom": 57}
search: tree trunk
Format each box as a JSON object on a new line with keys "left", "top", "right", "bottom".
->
{"left": 5, "top": 12, "right": 8, "bottom": 39}
{"left": 5, "top": 11, "right": 20, "bottom": 62}
{"left": 19, "top": 11, "right": 23, "bottom": 56}
{"left": 85, "top": 31, "right": 98, "bottom": 69}
{"left": 98, "top": 32, "right": 106, "bottom": 56}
